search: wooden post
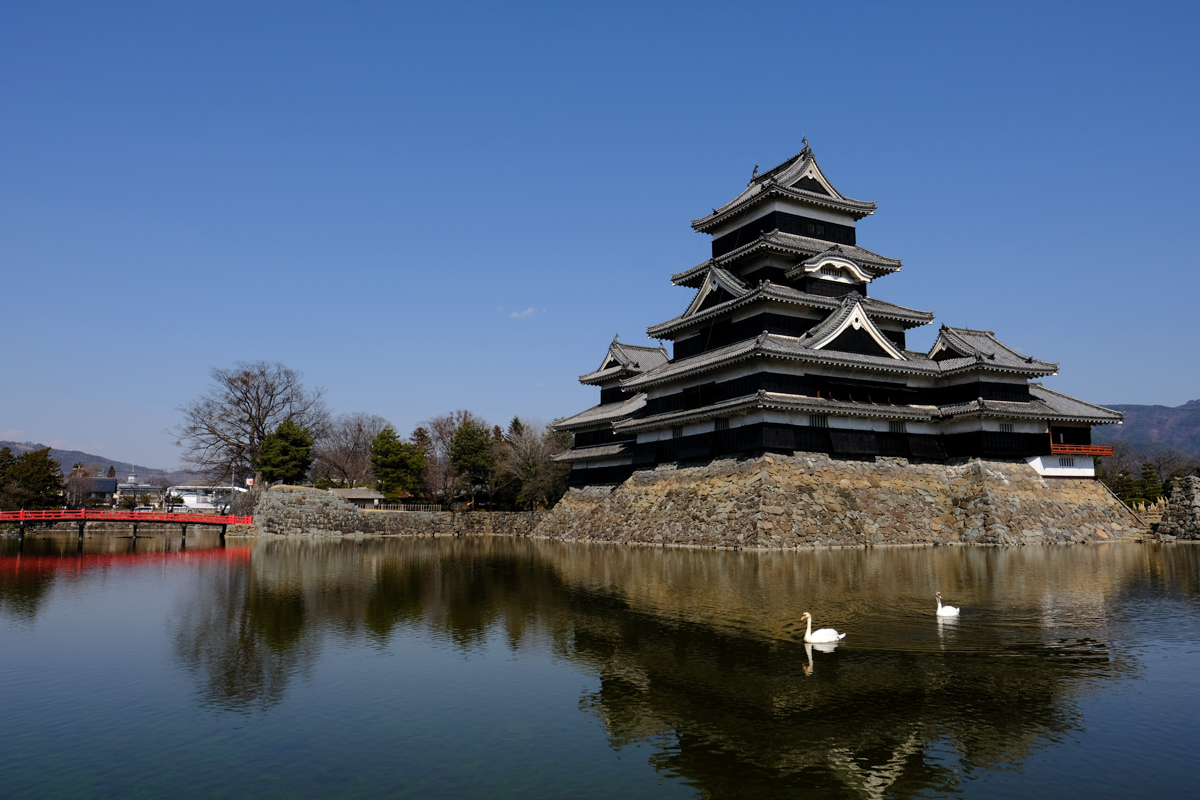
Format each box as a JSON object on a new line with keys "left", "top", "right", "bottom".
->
{"left": 77, "top": 519, "right": 85, "bottom": 544}
{"left": 132, "top": 522, "right": 138, "bottom": 539}
{"left": 220, "top": 524, "right": 227, "bottom": 542}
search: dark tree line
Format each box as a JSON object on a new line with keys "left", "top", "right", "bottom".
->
{"left": 173, "top": 362, "right": 571, "bottom": 510}
{"left": 1095, "top": 440, "right": 1200, "bottom": 505}
{"left": 0, "top": 447, "right": 64, "bottom": 511}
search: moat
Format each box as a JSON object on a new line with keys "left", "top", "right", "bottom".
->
{"left": 3, "top": 533, "right": 1199, "bottom": 798}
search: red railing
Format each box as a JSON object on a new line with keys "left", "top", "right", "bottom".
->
{"left": 1050, "top": 444, "right": 1115, "bottom": 457}
{"left": 0, "top": 509, "right": 252, "bottom": 525}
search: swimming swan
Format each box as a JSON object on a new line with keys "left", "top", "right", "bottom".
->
{"left": 936, "top": 592, "right": 960, "bottom": 617}
{"left": 800, "top": 612, "right": 846, "bottom": 643}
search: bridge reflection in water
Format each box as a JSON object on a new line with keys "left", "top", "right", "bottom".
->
{"left": 2, "top": 536, "right": 1194, "bottom": 798}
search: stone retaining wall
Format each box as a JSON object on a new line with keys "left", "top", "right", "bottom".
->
{"left": 239, "top": 458, "right": 1146, "bottom": 549}
{"left": 250, "top": 486, "right": 541, "bottom": 538}
{"left": 532, "top": 453, "right": 1145, "bottom": 549}
{"left": 1156, "top": 476, "right": 1200, "bottom": 539}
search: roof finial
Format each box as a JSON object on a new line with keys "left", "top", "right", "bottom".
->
{"left": 613, "top": 332, "right": 620, "bottom": 342}
{"left": 751, "top": 163, "right": 759, "bottom": 179}
{"left": 801, "top": 137, "right": 812, "bottom": 157}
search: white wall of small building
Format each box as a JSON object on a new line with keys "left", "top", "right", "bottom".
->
{"left": 1026, "top": 455, "right": 1095, "bottom": 478}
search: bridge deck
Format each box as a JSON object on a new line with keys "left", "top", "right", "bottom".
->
{"left": 0, "top": 509, "right": 253, "bottom": 526}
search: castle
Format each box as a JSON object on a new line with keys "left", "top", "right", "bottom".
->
{"left": 555, "top": 143, "right": 1120, "bottom": 484}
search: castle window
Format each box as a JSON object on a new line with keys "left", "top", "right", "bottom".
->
{"left": 715, "top": 418, "right": 729, "bottom": 431}
{"left": 809, "top": 415, "right": 829, "bottom": 428}
{"left": 999, "top": 423, "right": 1014, "bottom": 433}
{"left": 820, "top": 266, "right": 840, "bottom": 278}
{"left": 889, "top": 421, "right": 907, "bottom": 434}
{"left": 672, "top": 426, "right": 683, "bottom": 439}
{"left": 1059, "top": 457, "right": 1076, "bottom": 468}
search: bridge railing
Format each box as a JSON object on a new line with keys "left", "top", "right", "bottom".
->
{"left": 0, "top": 509, "right": 253, "bottom": 525}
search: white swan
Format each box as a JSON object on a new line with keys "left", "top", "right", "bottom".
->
{"left": 936, "top": 592, "right": 960, "bottom": 617}
{"left": 800, "top": 611, "right": 846, "bottom": 643}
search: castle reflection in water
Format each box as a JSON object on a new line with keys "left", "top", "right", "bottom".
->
{"left": 3, "top": 534, "right": 1195, "bottom": 798}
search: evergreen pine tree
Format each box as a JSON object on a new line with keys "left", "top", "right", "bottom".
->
{"left": 369, "top": 426, "right": 426, "bottom": 501}
{"left": 1137, "top": 462, "right": 1162, "bottom": 503}
{"left": 256, "top": 419, "right": 315, "bottom": 485}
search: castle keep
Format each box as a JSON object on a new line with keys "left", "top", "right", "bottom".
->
{"left": 555, "top": 143, "right": 1121, "bottom": 486}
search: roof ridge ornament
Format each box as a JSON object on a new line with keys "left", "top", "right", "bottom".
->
{"left": 801, "top": 138, "right": 812, "bottom": 158}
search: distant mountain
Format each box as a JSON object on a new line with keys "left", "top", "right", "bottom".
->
{"left": 0, "top": 441, "right": 203, "bottom": 484}
{"left": 1093, "top": 400, "right": 1200, "bottom": 459}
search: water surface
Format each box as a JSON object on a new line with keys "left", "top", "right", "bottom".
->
{"left": 2, "top": 533, "right": 1199, "bottom": 798}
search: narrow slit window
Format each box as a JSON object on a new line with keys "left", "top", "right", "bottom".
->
{"left": 809, "top": 415, "right": 829, "bottom": 428}
{"left": 889, "top": 421, "right": 907, "bottom": 434}
{"left": 715, "top": 418, "right": 729, "bottom": 431}
{"left": 999, "top": 423, "right": 1014, "bottom": 433}
{"left": 672, "top": 426, "right": 683, "bottom": 439}
{"left": 1059, "top": 457, "right": 1075, "bottom": 467}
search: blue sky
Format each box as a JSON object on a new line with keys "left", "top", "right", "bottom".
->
{"left": 2, "top": 1, "right": 1198, "bottom": 468}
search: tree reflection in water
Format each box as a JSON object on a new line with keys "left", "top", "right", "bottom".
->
{"left": 172, "top": 558, "right": 319, "bottom": 712}
{"left": 157, "top": 536, "right": 1200, "bottom": 797}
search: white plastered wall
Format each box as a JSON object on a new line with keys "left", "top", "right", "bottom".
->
{"left": 1026, "top": 455, "right": 1096, "bottom": 478}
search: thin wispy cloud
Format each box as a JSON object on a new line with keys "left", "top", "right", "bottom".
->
{"left": 511, "top": 307, "right": 537, "bottom": 319}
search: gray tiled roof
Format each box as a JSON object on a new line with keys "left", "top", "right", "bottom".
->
{"left": 552, "top": 442, "right": 633, "bottom": 463}
{"left": 672, "top": 231, "right": 902, "bottom": 288}
{"left": 647, "top": 278, "right": 933, "bottom": 338}
{"left": 1028, "top": 383, "right": 1123, "bottom": 423}
{"left": 617, "top": 382, "right": 1120, "bottom": 433}
{"left": 627, "top": 311, "right": 1057, "bottom": 391}
{"left": 614, "top": 391, "right": 938, "bottom": 433}
{"left": 553, "top": 393, "right": 647, "bottom": 430}
{"left": 579, "top": 339, "right": 670, "bottom": 385}
{"left": 930, "top": 327, "right": 1058, "bottom": 375}
{"left": 937, "top": 384, "right": 1121, "bottom": 425}
{"left": 692, "top": 147, "right": 877, "bottom": 232}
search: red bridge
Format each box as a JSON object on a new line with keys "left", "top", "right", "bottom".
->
{"left": 1, "top": 509, "right": 252, "bottom": 526}
{"left": 2, "top": 509, "right": 252, "bottom": 545}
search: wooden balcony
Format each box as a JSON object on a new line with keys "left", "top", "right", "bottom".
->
{"left": 1050, "top": 444, "right": 1114, "bottom": 457}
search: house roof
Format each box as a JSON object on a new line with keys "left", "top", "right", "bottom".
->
{"left": 554, "top": 393, "right": 647, "bottom": 431}
{"left": 647, "top": 277, "right": 934, "bottom": 338}
{"left": 578, "top": 338, "right": 670, "bottom": 385}
{"left": 330, "top": 488, "right": 385, "bottom": 500}
{"left": 692, "top": 143, "right": 877, "bottom": 232}
{"left": 671, "top": 231, "right": 902, "bottom": 288}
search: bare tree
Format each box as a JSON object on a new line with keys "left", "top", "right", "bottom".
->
{"left": 312, "top": 412, "right": 391, "bottom": 487}
{"left": 65, "top": 471, "right": 93, "bottom": 508}
{"left": 421, "top": 411, "right": 482, "bottom": 508}
{"left": 173, "top": 361, "right": 329, "bottom": 487}
{"left": 1150, "top": 448, "right": 1199, "bottom": 488}
{"left": 507, "top": 418, "right": 572, "bottom": 509}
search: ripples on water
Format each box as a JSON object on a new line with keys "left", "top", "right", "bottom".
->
{"left": 2, "top": 532, "right": 1200, "bottom": 798}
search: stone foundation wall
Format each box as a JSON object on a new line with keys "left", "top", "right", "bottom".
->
{"left": 1156, "top": 476, "right": 1200, "bottom": 539}
{"left": 532, "top": 454, "right": 1146, "bottom": 549}
{"left": 250, "top": 486, "right": 542, "bottom": 537}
